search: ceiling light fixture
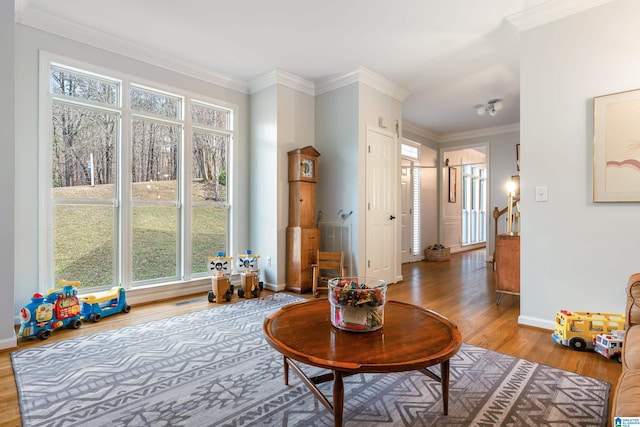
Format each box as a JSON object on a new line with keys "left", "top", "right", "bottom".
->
{"left": 476, "top": 99, "right": 503, "bottom": 117}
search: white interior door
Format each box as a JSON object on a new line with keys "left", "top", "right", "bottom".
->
{"left": 365, "top": 126, "right": 397, "bottom": 284}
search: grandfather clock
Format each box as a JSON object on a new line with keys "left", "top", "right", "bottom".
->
{"left": 286, "top": 146, "right": 321, "bottom": 293}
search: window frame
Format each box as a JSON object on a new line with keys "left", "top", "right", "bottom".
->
{"left": 38, "top": 51, "right": 237, "bottom": 293}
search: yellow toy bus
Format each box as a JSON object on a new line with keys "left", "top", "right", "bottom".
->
{"left": 552, "top": 309, "right": 625, "bottom": 351}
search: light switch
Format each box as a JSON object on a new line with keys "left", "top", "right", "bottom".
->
{"left": 535, "top": 186, "right": 548, "bottom": 202}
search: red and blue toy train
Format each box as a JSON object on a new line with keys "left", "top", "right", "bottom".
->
{"left": 19, "top": 282, "right": 130, "bottom": 340}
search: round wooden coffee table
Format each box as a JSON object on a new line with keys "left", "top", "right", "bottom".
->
{"left": 263, "top": 299, "right": 462, "bottom": 426}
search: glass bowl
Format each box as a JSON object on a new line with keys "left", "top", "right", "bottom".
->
{"left": 327, "top": 276, "right": 387, "bottom": 332}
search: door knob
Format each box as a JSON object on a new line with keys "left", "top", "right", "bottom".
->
{"left": 389, "top": 215, "right": 396, "bottom": 220}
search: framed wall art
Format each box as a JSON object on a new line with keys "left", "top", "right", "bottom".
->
{"left": 593, "top": 88, "right": 640, "bottom": 202}
{"left": 448, "top": 167, "right": 456, "bottom": 203}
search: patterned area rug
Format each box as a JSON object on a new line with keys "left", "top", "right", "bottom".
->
{"left": 12, "top": 293, "right": 609, "bottom": 426}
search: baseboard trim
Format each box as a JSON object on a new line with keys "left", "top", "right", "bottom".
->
{"left": 264, "top": 282, "right": 286, "bottom": 292}
{"left": 126, "top": 279, "right": 211, "bottom": 306}
{"left": 0, "top": 335, "right": 17, "bottom": 351}
{"left": 518, "top": 315, "right": 554, "bottom": 331}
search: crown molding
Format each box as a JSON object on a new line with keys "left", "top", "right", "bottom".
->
{"left": 316, "top": 67, "right": 409, "bottom": 101}
{"left": 14, "top": 5, "right": 248, "bottom": 93}
{"left": 15, "top": 0, "right": 28, "bottom": 13}
{"left": 439, "top": 123, "right": 520, "bottom": 143}
{"left": 402, "top": 121, "right": 520, "bottom": 143}
{"left": 249, "top": 69, "right": 315, "bottom": 96}
{"left": 402, "top": 120, "right": 441, "bottom": 142}
{"left": 506, "top": 0, "right": 615, "bottom": 32}
{"left": 315, "top": 69, "right": 359, "bottom": 95}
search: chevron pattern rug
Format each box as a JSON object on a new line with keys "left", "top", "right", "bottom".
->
{"left": 12, "top": 293, "right": 609, "bottom": 426}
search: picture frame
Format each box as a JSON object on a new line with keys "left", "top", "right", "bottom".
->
{"left": 593, "top": 88, "right": 640, "bottom": 202}
{"left": 448, "top": 167, "right": 456, "bottom": 203}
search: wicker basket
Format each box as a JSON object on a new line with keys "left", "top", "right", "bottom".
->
{"left": 424, "top": 247, "right": 450, "bottom": 262}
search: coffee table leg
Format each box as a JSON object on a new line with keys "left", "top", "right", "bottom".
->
{"left": 441, "top": 360, "right": 450, "bottom": 415}
{"left": 283, "top": 355, "right": 289, "bottom": 385}
{"left": 333, "top": 370, "right": 344, "bottom": 427}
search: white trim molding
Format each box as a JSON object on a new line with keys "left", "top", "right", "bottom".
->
{"left": 249, "top": 69, "right": 315, "bottom": 96}
{"left": 14, "top": 4, "right": 248, "bottom": 93}
{"left": 506, "top": 0, "right": 616, "bottom": 32}
{"left": 518, "top": 315, "right": 555, "bottom": 331}
{"left": 404, "top": 120, "right": 520, "bottom": 144}
{"left": 316, "top": 66, "right": 410, "bottom": 102}
{"left": 440, "top": 123, "right": 521, "bottom": 143}
{"left": 0, "top": 336, "right": 17, "bottom": 351}
{"left": 403, "top": 120, "right": 441, "bottom": 142}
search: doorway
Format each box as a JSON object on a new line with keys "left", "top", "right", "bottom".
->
{"left": 441, "top": 144, "right": 487, "bottom": 252}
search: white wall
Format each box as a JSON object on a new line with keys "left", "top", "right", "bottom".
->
{"left": 315, "top": 84, "right": 360, "bottom": 270}
{"left": 520, "top": 0, "right": 639, "bottom": 329}
{"left": 0, "top": 1, "right": 16, "bottom": 349}
{"left": 316, "top": 78, "right": 404, "bottom": 280}
{"left": 249, "top": 86, "right": 278, "bottom": 286}
{"left": 276, "top": 84, "right": 316, "bottom": 287}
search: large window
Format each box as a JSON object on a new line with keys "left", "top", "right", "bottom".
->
{"left": 43, "top": 58, "right": 233, "bottom": 291}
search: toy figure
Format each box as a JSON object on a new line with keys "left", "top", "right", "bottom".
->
{"left": 207, "top": 252, "right": 233, "bottom": 302}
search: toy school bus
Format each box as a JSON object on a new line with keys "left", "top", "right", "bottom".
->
{"left": 552, "top": 309, "right": 625, "bottom": 351}
{"left": 19, "top": 283, "right": 82, "bottom": 340}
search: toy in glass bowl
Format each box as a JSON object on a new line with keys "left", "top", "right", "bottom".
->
{"left": 327, "top": 277, "right": 387, "bottom": 332}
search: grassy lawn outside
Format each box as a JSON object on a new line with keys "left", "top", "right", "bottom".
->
{"left": 53, "top": 181, "right": 226, "bottom": 289}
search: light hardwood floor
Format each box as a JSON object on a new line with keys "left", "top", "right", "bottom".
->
{"left": 0, "top": 249, "right": 620, "bottom": 426}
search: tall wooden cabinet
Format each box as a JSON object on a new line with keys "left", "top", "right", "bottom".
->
{"left": 286, "top": 146, "right": 321, "bottom": 293}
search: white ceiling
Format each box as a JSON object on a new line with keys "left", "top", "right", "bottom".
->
{"left": 15, "top": 0, "right": 613, "bottom": 137}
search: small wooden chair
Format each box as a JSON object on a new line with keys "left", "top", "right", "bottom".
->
{"left": 311, "top": 250, "right": 346, "bottom": 297}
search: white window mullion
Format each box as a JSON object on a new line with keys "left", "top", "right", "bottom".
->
{"left": 177, "top": 120, "right": 186, "bottom": 281}
{"left": 120, "top": 88, "right": 132, "bottom": 288}
{"left": 182, "top": 99, "right": 193, "bottom": 281}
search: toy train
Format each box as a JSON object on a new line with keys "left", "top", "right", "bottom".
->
{"left": 81, "top": 286, "right": 131, "bottom": 321}
{"left": 19, "top": 284, "right": 82, "bottom": 340}
{"left": 19, "top": 281, "right": 130, "bottom": 340}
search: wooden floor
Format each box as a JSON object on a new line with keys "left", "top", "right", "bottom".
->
{"left": 0, "top": 249, "right": 620, "bottom": 426}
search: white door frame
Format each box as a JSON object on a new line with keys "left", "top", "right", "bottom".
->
{"left": 364, "top": 125, "right": 400, "bottom": 284}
